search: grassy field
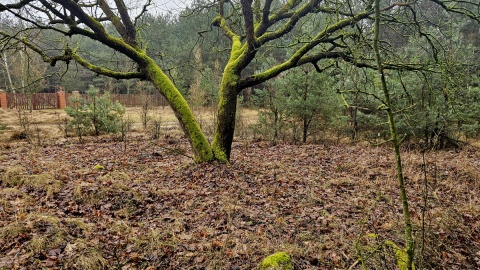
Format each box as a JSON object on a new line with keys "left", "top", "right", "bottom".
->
{"left": 0, "top": 106, "right": 259, "bottom": 142}
{"left": 0, "top": 107, "right": 479, "bottom": 269}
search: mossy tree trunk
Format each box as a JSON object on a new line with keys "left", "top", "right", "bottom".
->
{"left": 212, "top": 67, "right": 240, "bottom": 162}
{"left": 210, "top": 3, "right": 255, "bottom": 162}
{"left": 0, "top": 0, "right": 216, "bottom": 163}
{"left": 143, "top": 58, "right": 215, "bottom": 162}
{"left": 1, "top": 0, "right": 379, "bottom": 163}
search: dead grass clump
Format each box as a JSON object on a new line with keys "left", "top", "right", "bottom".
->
{"left": 62, "top": 218, "right": 93, "bottom": 238}
{"left": 132, "top": 227, "right": 179, "bottom": 260}
{"left": 0, "top": 188, "right": 33, "bottom": 214}
{"left": 327, "top": 177, "right": 357, "bottom": 188}
{"left": 459, "top": 164, "right": 480, "bottom": 184}
{"left": 108, "top": 220, "right": 132, "bottom": 236}
{"left": 0, "top": 213, "right": 92, "bottom": 259}
{"left": 0, "top": 220, "right": 30, "bottom": 243}
{"left": 149, "top": 186, "right": 184, "bottom": 197}
{"left": 99, "top": 171, "right": 131, "bottom": 185}
{"left": 27, "top": 215, "right": 91, "bottom": 254}
{"left": 1, "top": 165, "right": 28, "bottom": 186}
{"left": 24, "top": 173, "right": 64, "bottom": 197}
{"left": 73, "top": 181, "right": 93, "bottom": 202}
{"left": 64, "top": 238, "right": 107, "bottom": 270}
{"left": 2, "top": 166, "right": 63, "bottom": 197}
{"left": 73, "top": 180, "right": 143, "bottom": 218}
{"left": 73, "top": 181, "right": 109, "bottom": 206}
{"left": 0, "top": 187, "right": 33, "bottom": 201}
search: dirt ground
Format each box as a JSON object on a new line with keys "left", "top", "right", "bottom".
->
{"left": 0, "top": 108, "right": 479, "bottom": 269}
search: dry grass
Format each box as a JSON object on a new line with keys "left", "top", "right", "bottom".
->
{"left": 0, "top": 107, "right": 478, "bottom": 269}
{"left": 0, "top": 213, "right": 91, "bottom": 255}
{"left": 0, "top": 188, "right": 34, "bottom": 216}
{"left": 2, "top": 165, "right": 28, "bottom": 186}
{"left": 1, "top": 167, "right": 63, "bottom": 198}
{"left": 0, "top": 106, "right": 258, "bottom": 143}
{"left": 63, "top": 238, "right": 107, "bottom": 270}
{"left": 24, "top": 173, "right": 64, "bottom": 198}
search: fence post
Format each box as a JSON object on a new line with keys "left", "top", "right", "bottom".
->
{"left": 56, "top": 90, "right": 66, "bottom": 109}
{"left": 72, "top": 91, "right": 80, "bottom": 108}
{"left": 0, "top": 89, "right": 7, "bottom": 109}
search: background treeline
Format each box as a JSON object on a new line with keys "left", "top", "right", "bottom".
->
{"left": 0, "top": 2, "right": 479, "bottom": 148}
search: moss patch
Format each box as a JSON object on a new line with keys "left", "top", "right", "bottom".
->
{"left": 259, "top": 251, "right": 293, "bottom": 270}
{"left": 93, "top": 164, "right": 105, "bottom": 170}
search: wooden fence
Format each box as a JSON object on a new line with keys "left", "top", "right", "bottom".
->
{"left": 65, "top": 93, "right": 168, "bottom": 108}
{"left": 0, "top": 89, "right": 167, "bottom": 110}
{"left": 2, "top": 92, "right": 65, "bottom": 110}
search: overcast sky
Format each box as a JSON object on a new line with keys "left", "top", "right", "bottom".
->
{"left": 0, "top": 0, "right": 193, "bottom": 15}
{"left": 128, "top": 0, "right": 193, "bottom": 16}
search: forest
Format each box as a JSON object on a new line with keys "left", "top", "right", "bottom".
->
{"left": 0, "top": 0, "right": 479, "bottom": 269}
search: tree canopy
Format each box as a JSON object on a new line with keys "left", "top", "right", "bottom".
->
{"left": 0, "top": 0, "right": 479, "bottom": 161}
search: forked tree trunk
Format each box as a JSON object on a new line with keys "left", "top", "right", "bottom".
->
{"left": 144, "top": 58, "right": 215, "bottom": 163}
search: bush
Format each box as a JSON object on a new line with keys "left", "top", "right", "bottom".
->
{"left": 65, "top": 85, "right": 125, "bottom": 139}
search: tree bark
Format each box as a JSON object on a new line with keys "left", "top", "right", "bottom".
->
{"left": 143, "top": 57, "right": 215, "bottom": 163}
{"left": 373, "top": 0, "right": 415, "bottom": 269}
{"left": 212, "top": 66, "right": 239, "bottom": 162}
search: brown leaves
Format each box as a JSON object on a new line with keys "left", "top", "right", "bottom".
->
{"left": 0, "top": 138, "right": 479, "bottom": 269}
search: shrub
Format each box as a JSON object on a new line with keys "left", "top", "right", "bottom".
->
{"left": 65, "top": 85, "right": 125, "bottom": 138}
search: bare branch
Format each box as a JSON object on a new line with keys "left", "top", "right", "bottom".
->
{"left": 241, "top": 0, "right": 256, "bottom": 51}
{"left": 113, "top": 0, "right": 137, "bottom": 45}
{"left": 98, "top": 0, "right": 128, "bottom": 40}
{"left": 429, "top": 0, "right": 480, "bottom": 21}
{"left": 0, "top": 0, "right": 34, "bottom": 11}
{"left": 134, "top": 0, "right": 152, "bottom": 27}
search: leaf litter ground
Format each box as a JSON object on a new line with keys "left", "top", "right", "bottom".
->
{"left": 0, "top": 136, "right": 479, "bottom": 269}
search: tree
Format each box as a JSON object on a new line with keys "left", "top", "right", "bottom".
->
{"left": 1, "top": 0, "right": 478, "bottom": 162}
{"left": 0, "top": 0, "right": 215, "bottom": 161}
{"left": 0, "top": 18, "right": 47, "bottom": 105}
{"left": 65, "top": 85, "right": 125, "bottom": 137}
{"left": 253, "top": 64, "right": 345, "bottom": 144}
{"left": 372, "top": 0, "right": 414, "bottom": 267}
{"left": 337, "top": 6, "right": 480, "bottom": 148}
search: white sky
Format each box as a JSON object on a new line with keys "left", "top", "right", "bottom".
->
{"left": 0, "top": 0, "right": 193, "bottom": 15}
{"left": 150, "top": 0, "right": 192, "bottom": 14}
{"left": 124, "top": 0, "right": 192, "bottom": 14}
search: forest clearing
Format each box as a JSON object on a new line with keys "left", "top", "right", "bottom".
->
{"left": 1, "top": 108, "right": 479, "bottom": 269}
{"left": 1, "top": 0, "right": 479, "bottom": 268}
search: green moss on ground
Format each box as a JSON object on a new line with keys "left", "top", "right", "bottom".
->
{"left": 259, "top": 251, "right": 293, "bottom": 270}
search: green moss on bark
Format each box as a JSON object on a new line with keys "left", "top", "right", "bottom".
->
{"left": 211, "top": 30, "right": 247, "bottom": 162}
{"left": 212, "top": 62, "right": 240, "bottom": 162}
{"left": 144, "top": 58, "right": 214, "bottom": 162}
{"left": 385, "top": 240, "right": 416, "bottom": 270}
{"left": 212, "top": 82, "right": 237, "bottom": 163}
